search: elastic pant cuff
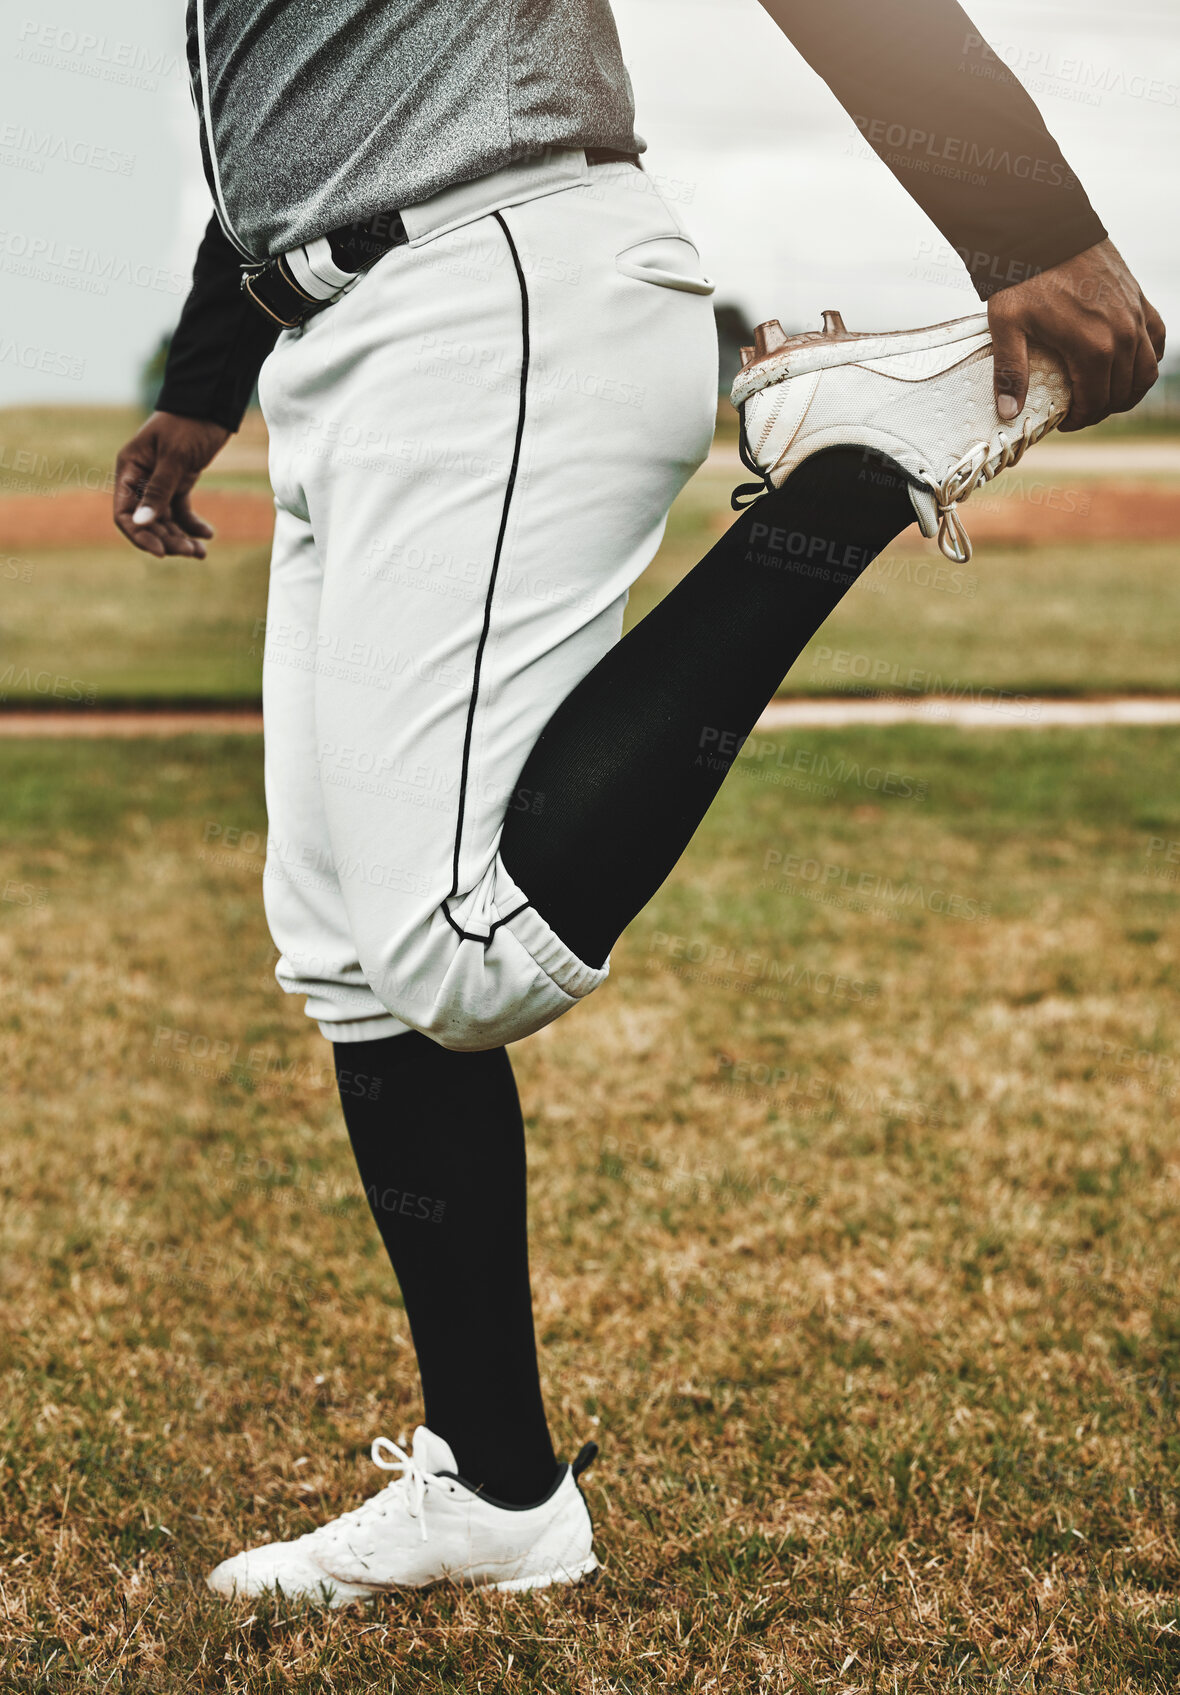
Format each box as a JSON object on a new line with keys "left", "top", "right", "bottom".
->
{"left": 317, "top": 1012, "right": 414, "bottom": 1043}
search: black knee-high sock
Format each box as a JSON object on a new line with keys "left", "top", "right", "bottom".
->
{"left": 334, "top": 1033, "right": 558, "bottom": 1505}
{"left": 500, "top": 448, "right": 916, "bottom": 966}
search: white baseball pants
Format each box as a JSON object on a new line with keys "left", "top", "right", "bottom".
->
{"left": 257, "top": 153, "right": 719, "bottom": 1050}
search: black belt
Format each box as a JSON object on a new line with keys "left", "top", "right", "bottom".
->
{"left": 241, "top": 148, "right": 641, "bottom": 329}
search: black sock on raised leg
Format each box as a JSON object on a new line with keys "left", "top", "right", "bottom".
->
{"left": 500, "top": 447, "right": 916, "bottom": 965}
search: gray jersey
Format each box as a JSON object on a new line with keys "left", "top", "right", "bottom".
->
{"left": 187, "top": 0, "right": 641, "bottom": 260}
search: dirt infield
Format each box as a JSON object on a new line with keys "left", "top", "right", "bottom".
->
{"left": 963, "top": 479, "right": 1180, "bottom": 544}
{"left": 0, "top": 711, "right": 266, "bottom": 736}
{"left": 0, "top": 488, "right": 276, "bottom": 549}
{"left": 3, "top": 477, "right": 1180, "bottom": 550}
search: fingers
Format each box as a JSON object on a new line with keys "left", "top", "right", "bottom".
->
{"left": 114, "top": 449, "right": 167, "bottom": 554}
{"left": 122, "top": 524, "right": 167, "bottom": 558}
{"left": 1128, "top": 334, "right": 1161, "bottom": 412}
{"left": 1057, "top": 343, "right": 1111, "bottom": 433}
{"left": 1057, "top": 313, "right": 1116, "bottom": 432}
{"left": 1106, "top": 331, "right": 1141, "bottom": 417}
{"left": 173, "top": 490, "right": 215, "bottom": 541}
{"left": 131, "top": 514, "right": 207, "bottom": 559}
{"left": 1143, "top": 298, "right": 1167, "bottom": 363}
{"left": 113, "top": 441, "right": 205, "bottom": 556}
{"left": 989, "top": 243, "right": 1166, "bottom": 434}
{"left": 155, "top": 515, "right": 209, "bottom": 558}
{"left": 129, "top": 450, "right": 185, "bottom": 531}
{"left": 988, "top": 309, "right": 1029, "bottom": 422}
{"left": 114, "top": 454, "right": 147, "bottom": 527}
{"left": 1061, "top": 309, "right": 1156, "bottom": 428}
{"left": 113, "top": 414, "right": 230, "bottom": 556}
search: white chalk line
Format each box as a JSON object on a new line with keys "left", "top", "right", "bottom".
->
{"left": 2, "top": 698, "right": 1180, "bottom": 736}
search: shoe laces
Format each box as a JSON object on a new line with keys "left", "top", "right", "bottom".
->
{"left": 924, "top": 403, "right": 1068, "bottom": 564}
{"left": 730, "top": 401, "right": 775, "bottom": 511}
{"left": 319, "top": 1437, "right": 433, "bottom": 1546}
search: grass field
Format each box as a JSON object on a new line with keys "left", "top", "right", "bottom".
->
{"left": 1, "top": 399, "right": 1175, "bottom": 504}
{"left": 6, "top": 527, "right": 1180, "bottom": 709}
{"left": 0, "top": 543, "right": 271, "bottom": 704}
{"left": 2, "top": 728, "right": 1179, "bottom": 1692}
{"left": 0, "top": 409, "right": 273, "bottom": 500}
{"left": 3, "top": 406, "right": 1180, "bottom": 707}
{"left": 636, "top": 464, "right": 1180, "bottom": 698}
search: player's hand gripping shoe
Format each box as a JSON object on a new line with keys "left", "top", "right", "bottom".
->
{"left": 731, "top": 310, "right": 1071, "bottom": 563}
{"left": 206, "top": 1426, "right": 600, "bottom": 1606}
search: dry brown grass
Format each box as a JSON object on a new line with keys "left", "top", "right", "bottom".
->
{"left": 1, "top": 727, "right": 1178, "bottom": 1692}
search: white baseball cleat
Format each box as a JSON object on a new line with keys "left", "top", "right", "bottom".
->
{"left": 206, "top": 1426, "right": 600, "bottom": 1607}
{"left": 731, "top": 309, "right": 1071, "bottom": 563}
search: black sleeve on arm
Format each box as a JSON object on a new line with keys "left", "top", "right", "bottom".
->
{"left": 155, "top": 214, "right": 281, "bottom": 432}
{"left": 760, "top": 0, "right": 1108, "bottom": 298}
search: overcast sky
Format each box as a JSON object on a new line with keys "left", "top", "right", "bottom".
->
{"left": 1, "top": 0, "right": 1176, "bottom": 404}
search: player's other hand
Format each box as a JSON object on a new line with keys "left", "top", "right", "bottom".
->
{"left": 988, "top": 237, "right": 1165, "bottom": 433}
{"left": 114, "top": 412, "right": 230, "bottom": 557}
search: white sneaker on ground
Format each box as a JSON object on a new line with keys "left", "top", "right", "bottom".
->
{"left": 731, "top": 309, "right": 1072, "bottom": 563}
{"left": 206, "top": 1426, "right": 600, "bottom": 1606}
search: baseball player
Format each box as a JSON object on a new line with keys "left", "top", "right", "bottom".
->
{"left": 113, "top": 0, "right": 1163, "bottom": 1603}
